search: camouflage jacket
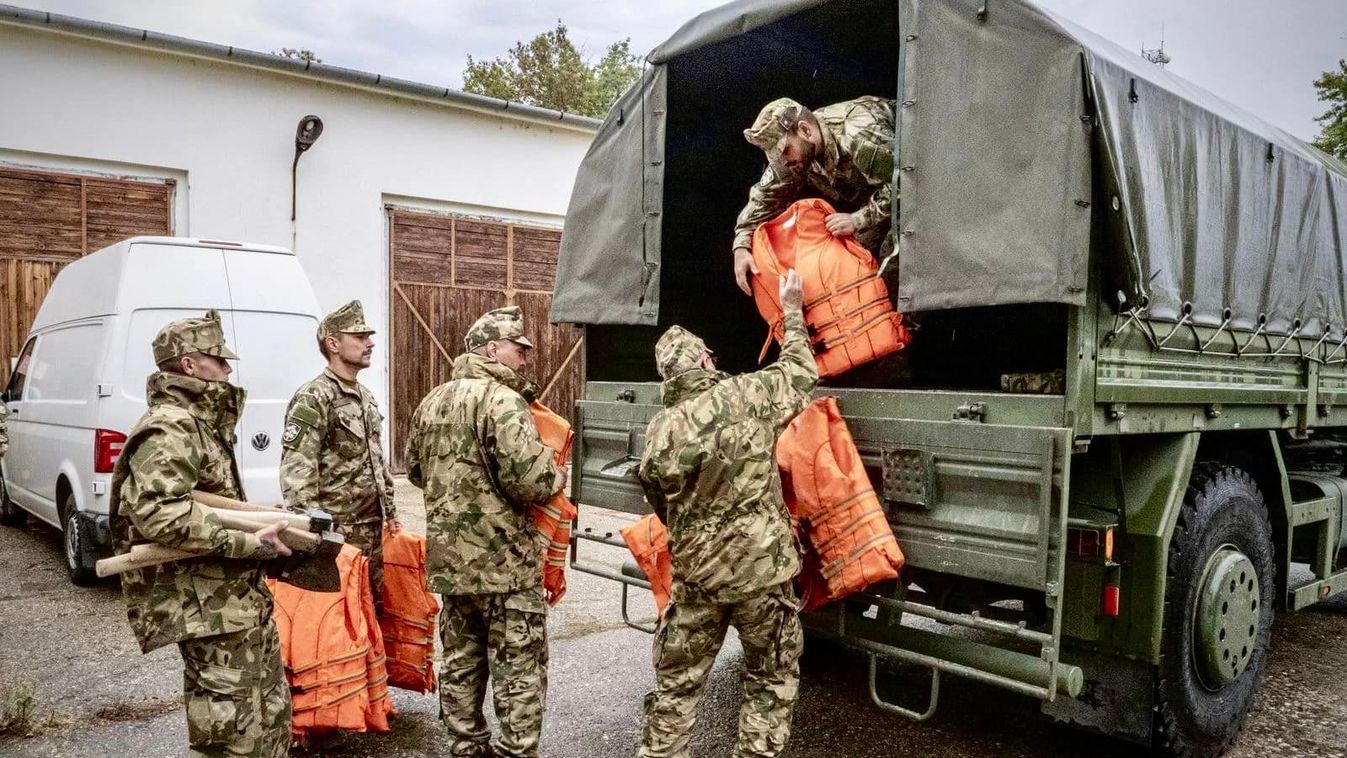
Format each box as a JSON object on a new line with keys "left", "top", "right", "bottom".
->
{"left": 0, "top": 402, "right": 7, "bottom": 458}
{"left": 280, "top": 368, "right": 396, "bottom": 524}
{"left": 112, "top": 372, "right": 276, "bottom": 653}
{"left": 734, "top": 96, "right": 898, "bottom": 254}
{"left": 638, "top": 311, "right": 819, "bottom": 604}
{"left": 406, "top": 353, "right": 564, "bottom": 596}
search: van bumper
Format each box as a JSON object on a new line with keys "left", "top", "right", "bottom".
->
{"left": 76, "top": 510, "right": 112, "bottom": 551}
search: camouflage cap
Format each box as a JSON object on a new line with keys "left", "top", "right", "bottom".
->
{"left": 743, "top": 97, "right": 809, "bottom": 164}
{"left": 465, "top": 306, "right": 535, "bottom": 352}
{"left": 655, "top": 325, "right": 710, "bottom": 380}
{"left": 152, "top": 309, "right": 239, "bottom": 364}
{"left": 318, "top": 299, "right": 375, "bottom": 340}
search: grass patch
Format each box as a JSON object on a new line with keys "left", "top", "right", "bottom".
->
{"left": 0, "top": 680, "right": 72, "bottom": 739}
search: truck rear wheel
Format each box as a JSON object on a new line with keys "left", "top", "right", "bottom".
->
{"left": 1156, "top": 463, "right": 1274, "bottom": 757}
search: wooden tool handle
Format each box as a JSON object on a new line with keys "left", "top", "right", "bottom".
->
{"left": 210, "top": 510, "right": 320, "bottom": 551}
{"left": 96, "top": 544, "right": 196, "bottom": 577}
{"left": 192, "top": 490, "right": 281, "bottom": 514}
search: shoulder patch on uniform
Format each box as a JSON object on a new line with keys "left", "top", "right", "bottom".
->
{"left": 282, "top": 423, "right": 301, "bottom": 444}
{"left": 287, "top": 404, "right": 321, "bottom": 429}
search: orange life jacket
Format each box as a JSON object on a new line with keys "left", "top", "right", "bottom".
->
{"left": 358, "top": 557, "right": 393, "bottom": 731}
{"left": 777, "top": 397, "right": 905, "bottom": 610}
{"left": 750, "top": 198, "right": 910, "bottom": 378}
{"left": 270, "top": 545, "right": 389, "bottom": 736}
{"left": 621, "top": 513, "right": 674, "bottom": 616}
{"left": 380, "top": 529, "right": 439, "bottom": 694}
{"left": 529, "top": 401, "right": 576, "bottom": 605}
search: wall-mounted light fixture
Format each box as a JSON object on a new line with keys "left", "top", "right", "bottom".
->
{"left": 291, "top": 114, "right": 324, "bottom": 221}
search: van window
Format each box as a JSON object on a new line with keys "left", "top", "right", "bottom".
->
{"left": 24, "top": 323, "right": 104, "bottom": 403}
{"left": 229, "top": 311, "right": 323, "bottom": 401}
{"left": 120, "top": 309, "right": 215, "bottom": 397}
{"left": 5, "top": 337, "right": 36, "bottom": 401}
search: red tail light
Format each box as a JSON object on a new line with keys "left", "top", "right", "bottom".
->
{"left": 95, "top": 429, "right": 127, "bottom": 473}
{"left": 1102, "top": 584, "right": 1121, "bottom": 618}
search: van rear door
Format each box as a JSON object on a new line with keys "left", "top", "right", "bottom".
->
{"left": 221, "top": 249, "right": 322, "bottom": 504}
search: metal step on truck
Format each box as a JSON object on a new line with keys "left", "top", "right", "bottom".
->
{"left": 547, "top": 1, "right": 1347, "bottom": 755}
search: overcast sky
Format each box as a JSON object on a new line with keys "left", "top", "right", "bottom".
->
{"left": 10, "top": 0, "right": 1346, "bottom": 140}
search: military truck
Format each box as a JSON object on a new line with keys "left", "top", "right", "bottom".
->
{"left": 549, "top": 0, "right": 1347, "bottom": 754}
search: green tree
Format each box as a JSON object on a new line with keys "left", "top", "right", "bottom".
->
{"left": 1312, "top": 59, "right": 1347, "bottom": 161}
{"left": 463, "top": 22, "right": 642, "bottom": 118}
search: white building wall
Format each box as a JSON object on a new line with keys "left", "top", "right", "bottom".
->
{"left": 0, "top": 24, "right": 594, "bottom": 410}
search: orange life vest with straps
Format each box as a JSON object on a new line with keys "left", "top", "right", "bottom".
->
{"left": 529, "top": 401, "right": 577, "bottom": 605}
{"left": 269, "top": 545, "right": 391, "bottom": 736}
{"left": 777, "top": 397, "right": 905, "bottom": 611}
{"left": 621, "top": 513, "right": 674, "bottom": 616}
{"left": 379, "top": 529, "right": 439, "bottom": 694}
{"left": 750, "top": 198, "right": 910, "bottom": 378}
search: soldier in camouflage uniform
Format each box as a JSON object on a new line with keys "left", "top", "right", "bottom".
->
{"left": 637, "top": 270, "right": 818, "bottom": 758}
{"left": 732, "top": 96, "right": 898, "bottom": 295}
{"left": 281, "top": 300, "right": 399, "bottom": 610}
{"left": 405, "top": 305, "right": 564, "bottom": 758}
{"left": 110, "top": 310, "right": 293, "bottom": 758}
{"left": 0, "top": 401, "right": 8, "bottom": 458}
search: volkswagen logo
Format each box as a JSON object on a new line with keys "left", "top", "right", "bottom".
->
{"left": 251, "top": 432, "right": 271, "bottom": 451}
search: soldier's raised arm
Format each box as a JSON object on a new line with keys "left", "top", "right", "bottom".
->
{"left": 740, "top": 269, "right": 818, "bottom": 427}
{"left": 279, "top": 390, "right": 325, "bottom": 512}
{"left": 122, "top": 422, "right": 276, "bottom": 559}
{"left": 484, "top": 389, "right": 563, "bottom": 508}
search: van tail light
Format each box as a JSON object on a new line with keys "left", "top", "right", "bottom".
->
{"left": 95, "top": 429, "right": 127, "bottom": 473}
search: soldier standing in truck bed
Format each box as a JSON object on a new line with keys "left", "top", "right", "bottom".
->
{"left": 732, "top": 96, "right": 898, "bottom": 295}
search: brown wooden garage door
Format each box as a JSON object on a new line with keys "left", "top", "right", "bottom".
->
{"left": 0, "top": 167, "right": 174, "bottom": 384}
{"left": 388, "top": 207, "right": 582, "bottom": 472}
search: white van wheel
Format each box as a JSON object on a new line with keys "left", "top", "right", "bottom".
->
{"left": 61, "top": 493, "right": 97, "bottom": 586}
{"left": 0, "top": 473, "right": 25, "bottom": 527}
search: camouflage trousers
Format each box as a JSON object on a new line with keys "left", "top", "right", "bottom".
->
{"left": 639, "top": 583, "right": 803, "bottom": 758}
{"left": 336, "top": 520, "right": 384, "bottom": 610}
{"left": 438, "top": 585, "right": 549, "bottom": 758}
{"left": 178, "top": 620, "right": 291, "bottom": 758}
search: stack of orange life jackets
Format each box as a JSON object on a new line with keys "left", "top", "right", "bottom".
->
{"left": 528, "top": 401, "right": 578, "bottom": 605}
{"left": 269, "top": 544, "right": 393, "bottom": 738}
{"left": 778, "top": 396, "right": 905, "bottom": 611}
{"left": 620, "top": 513, "right": 674, "bottom": 616}
{"left": 379, "top": 529, "right": 439, "bottom": 694}
{"left": 749, "top": 197, "right": 910, "bottom": 378}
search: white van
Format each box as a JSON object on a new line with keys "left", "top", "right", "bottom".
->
{"left": 0, "top": 237, "right": 324, "bottom": 584}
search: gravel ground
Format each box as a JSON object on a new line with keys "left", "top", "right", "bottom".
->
{"left": 1, "top": 480, "right": 1344, "bottom": 757}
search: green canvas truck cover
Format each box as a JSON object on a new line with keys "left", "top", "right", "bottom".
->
{"left": 550, "top": 0, "right": 1347, "bottom": 342}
